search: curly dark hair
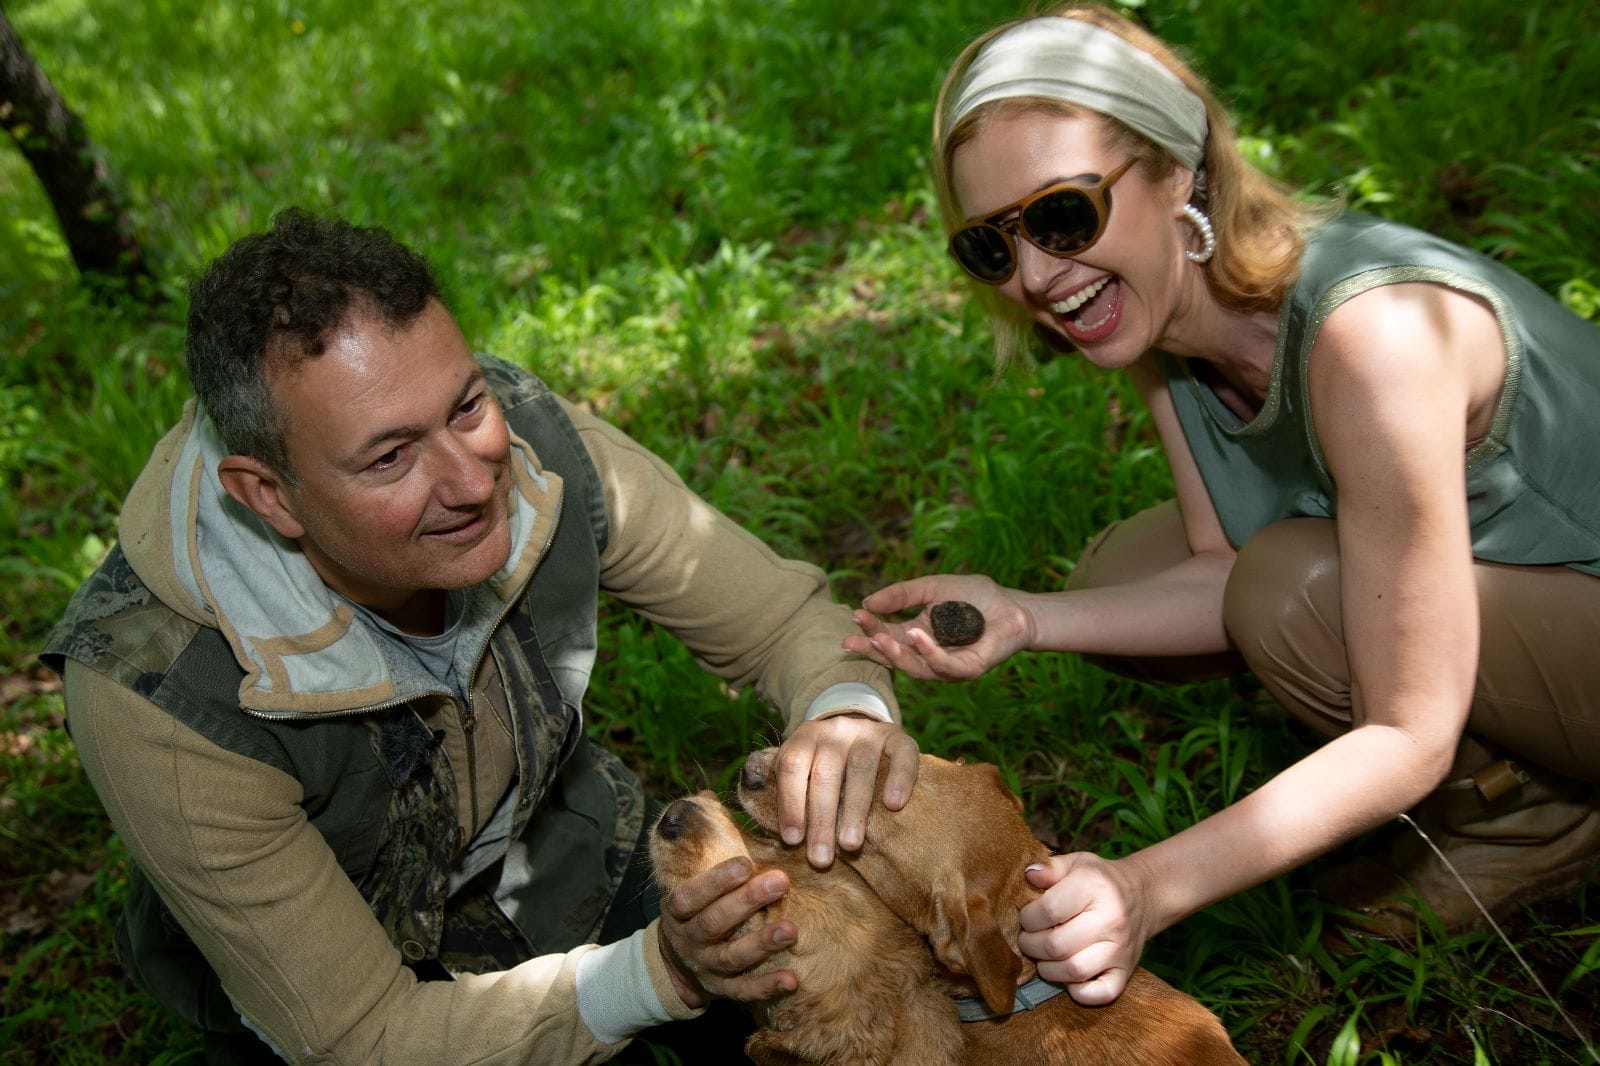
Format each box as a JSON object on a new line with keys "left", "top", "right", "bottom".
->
{"left": 185, "top": 208, "right": 441, "bottom": 481}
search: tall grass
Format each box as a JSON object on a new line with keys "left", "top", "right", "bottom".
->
{"left": 2, "top": 0, "right": 1597, "bottom": 1062}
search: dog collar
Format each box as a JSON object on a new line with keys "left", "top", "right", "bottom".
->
{"left": 953, "top": 976, "right": 1069, "bottom": 1022}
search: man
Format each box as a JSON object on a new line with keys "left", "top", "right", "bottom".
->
{"left": 41, "top": 209, "right": 918, "bottom": 1063}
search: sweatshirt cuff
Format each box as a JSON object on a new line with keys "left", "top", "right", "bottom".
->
{"left": 802, "top": 681, "right": 892, "bottom": 723}
{"left": 575, "top": 923, "right": 701, "bottom": 1045}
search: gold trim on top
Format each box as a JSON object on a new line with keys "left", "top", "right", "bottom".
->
{"left": 1297, "top": 265, "right": 1522, "bottom": 477}
{"left": 1179, "top": 294, "right": 1296, "bottom": 438}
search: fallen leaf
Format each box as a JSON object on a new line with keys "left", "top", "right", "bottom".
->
{"left": 5, "top": 907, "right": 47, "bottom": 937}
{"left": 49, "top": 871, "right": 96, "bottom": 909}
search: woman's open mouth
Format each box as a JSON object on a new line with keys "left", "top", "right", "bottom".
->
{"left": 1050, "top": 275, "right": 1121, "bottom": 344}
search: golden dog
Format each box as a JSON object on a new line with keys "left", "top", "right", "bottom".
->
{"left": 651, "top": 752, "right": 1247, "bottom": 1064}
{"left": 651, "top": 790, "right": 965, "bottom": 1064}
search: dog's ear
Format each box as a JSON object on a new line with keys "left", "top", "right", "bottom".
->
{"left": 929, "top": 882, "right": 1024, "bottom": 1017}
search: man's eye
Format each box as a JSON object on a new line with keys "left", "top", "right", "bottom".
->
{"left": 458, "top": 395, "right": 482, "bottom": 417}
{"left": 369, "top": 447, "right": 401, "bottom": 470}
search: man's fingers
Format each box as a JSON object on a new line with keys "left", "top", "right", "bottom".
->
{"left": 1034, "top": 955, "right": 1128, "bottom": 1003}
{"left": 860, "top": 582, "right": 918, "bottom": 614}
{"left": 1056, "top": 939, "right": 1120, "bottom": 985}
{"left": 879, "top": 730, "right": 920, "bottom": 810}
{"left": 1065, "top": 967, "right": 1130, "bottom": 1007}
{"left": 804, "top": 746, "right": 844, "bottom": 867}
{"left": 1023, "top": 859, "right": 1067, "bottom": 891}
{"left": 702, "top": 870, "right": 789, "bottom": 941}
{"left": 835, "top": 739, "right": 882, "bottom": 851}
{"left": 1016, "top": 925, "right": 1063, "bottom": 964}
{"left": 866, "top": 633, "right": 938, "bottom": 680}
{"left": 774, "top": 741, "right": 815, "bottom": 846}
{"left": 760, "top": 918, "right": 798, "bottom": 952}
{"left": 903, "top": 628, "right": 983, "bottom": 681}
{"left": 849, "top": 610, "right": 888, "bottom": 638}
{"left": 1019, "top": 856, "right": 1092, "bottom": 931}
{"left": 671, "top": 865, "right": 787, "bottom": 943}
{"left": 705, "top": 917, "right": 797, "bottom": 978}
{"left": 841, "top": 633, "right": 891, "bottom": 665}
{"left": 718, "top": 965, "right": 798, "bottom": 1003}
{"left": 663, "top": 856, "right": 754, "bottom": 921}
{"left": 1017, "top": 896, "right": 1100, "bottom": 964}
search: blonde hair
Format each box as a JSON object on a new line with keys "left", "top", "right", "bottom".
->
{"left": 933, "top": 2, "right": 1330, "bottom": 366}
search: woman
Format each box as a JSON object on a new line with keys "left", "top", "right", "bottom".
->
{"left": 845, "top": 2, "right": 1600, "bottom": 1006}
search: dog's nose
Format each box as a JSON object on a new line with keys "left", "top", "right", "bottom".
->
{"left": 655, "top": 798, "right": 696, "bottom": 841}
{"left": 741, "top": 751, "right": 769, "bottom": 792}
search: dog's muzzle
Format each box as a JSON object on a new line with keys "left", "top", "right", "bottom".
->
{"left": 741, "top": 751, "right": 772, "bottom": 792}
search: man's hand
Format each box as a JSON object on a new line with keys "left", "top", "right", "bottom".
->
{"left": 773, "top": 715, "right": 919, "bottom": 868}
{"left": 657, "top": 856, "right": 796, "bottom": 1009}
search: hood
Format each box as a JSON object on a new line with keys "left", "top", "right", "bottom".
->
{"left": 117, "top": 400, "right": 560, "bottom": 716}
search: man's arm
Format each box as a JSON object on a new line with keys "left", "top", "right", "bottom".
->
{"left": 567, "top": 398, "right": 897, "bottom": 726}
{"left": 66, "top": 662, "right": 691, "bottom": 1064}
{"left": 565, "top": 398, "right": 917, "bottom": 864}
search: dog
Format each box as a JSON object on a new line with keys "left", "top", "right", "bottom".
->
{"left": 651, "top": 790, "right": 967, "bottom": 1064}
{"left": 652, "top": 751, "right": 1248, "bottom": 1064}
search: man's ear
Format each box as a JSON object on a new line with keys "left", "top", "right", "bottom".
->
{"left": 217, "top": 455, "right": 306, "bottom": 540}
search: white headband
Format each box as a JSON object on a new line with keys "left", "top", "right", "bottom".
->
{"left": 942, "top": 18, "right": 1209, "bottom": 172}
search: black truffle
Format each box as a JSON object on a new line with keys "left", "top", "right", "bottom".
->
{"left": 929, "top": 601, "right": 985, "bottom": 648}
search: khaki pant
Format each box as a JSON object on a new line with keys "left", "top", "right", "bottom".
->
{"left": 1068, "top": 501, "right": 1600, "bottom": 783}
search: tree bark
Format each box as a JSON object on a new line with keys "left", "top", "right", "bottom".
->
{"left": 1, "top": 8, "right": 154, "bottom": 290}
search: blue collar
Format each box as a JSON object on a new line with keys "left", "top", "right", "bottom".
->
{"left": 954, "top": 976, "right": 1068, "bottom": 1022}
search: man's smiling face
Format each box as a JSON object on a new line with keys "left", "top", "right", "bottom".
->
{"left": 268, "top": 297, "right": 513, "bottom": 630}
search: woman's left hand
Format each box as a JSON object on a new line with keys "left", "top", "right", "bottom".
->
{"left": 1017, "top": 852, "right": 1152, "bottom": 1005}
{"left": 844, "top": 573, "right": 1032, "bottom": 681}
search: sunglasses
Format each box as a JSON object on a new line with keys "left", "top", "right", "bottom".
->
{"left": 948, "top": 158, "right": 1137, "bottom": 284}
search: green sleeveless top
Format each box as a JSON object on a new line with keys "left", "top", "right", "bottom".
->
{"left": 1158, "top": 212, "right": 1600, "bottom": 576}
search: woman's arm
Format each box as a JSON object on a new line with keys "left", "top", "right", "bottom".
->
{"left": 1019, "top": 358, "right": 1238, "bottom": 657}
{"left": 1020, "top": 283, "right": 1497, "bottom": 1003}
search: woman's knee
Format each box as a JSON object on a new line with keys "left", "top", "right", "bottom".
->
{"left": 1067, "top": 500, "right": 1192, "bottom": 593}
{"left": 1223, "top": 519, "right": 1340, "bottom": 639}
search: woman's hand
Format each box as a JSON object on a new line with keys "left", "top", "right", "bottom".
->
{"left": 657, "top": 857, "right": 797, "bottom": 1009}
{"left": 1016, "top": 853, "right": 1153, "bottom": 1006}
{"left": 842, "top": 574, "right": 1032, "bottom": 680}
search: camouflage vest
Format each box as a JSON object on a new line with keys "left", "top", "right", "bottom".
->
{"left": 40, "top": 359, "right": 647, "bottom": 1032}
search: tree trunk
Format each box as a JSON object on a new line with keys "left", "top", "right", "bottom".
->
{"left": 1, "top": 9, "right": 154, "bottom": 291}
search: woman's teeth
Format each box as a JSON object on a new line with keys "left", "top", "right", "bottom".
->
{"left": 1049, "top": 276, "right": 1111, "bottom": 316}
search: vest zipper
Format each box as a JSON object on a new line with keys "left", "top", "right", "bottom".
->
{"left": 460, "top": 486, "right": 567, "bottom": 779}
{"left": 455, "top": 486, "right": 565, "bottom": 841}
{"left": 461, "top": 693, "right": 480, "bottom": 836}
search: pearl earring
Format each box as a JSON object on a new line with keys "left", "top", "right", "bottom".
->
{"left": 1182, "top": 203, "right": 1216, "bottom": 264}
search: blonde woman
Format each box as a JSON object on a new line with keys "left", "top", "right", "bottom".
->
{"left": 847, "top": 2, "right": 1600, "bottom": 1005}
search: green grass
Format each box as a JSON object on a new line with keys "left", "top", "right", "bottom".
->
{"left": 3, "top": 0, "right": 1599, "bottom": 1062}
